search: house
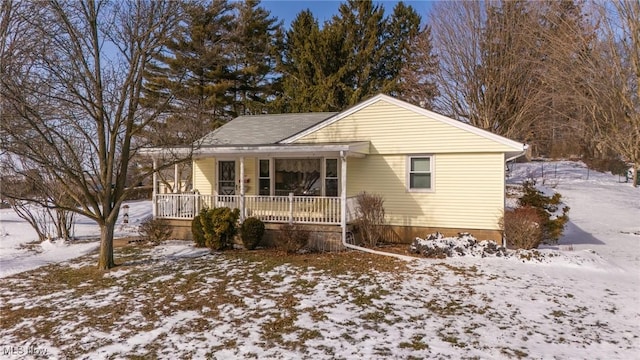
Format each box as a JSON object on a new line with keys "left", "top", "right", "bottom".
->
{"left": 141, "top": 94, "right": 527, "bottom": 249}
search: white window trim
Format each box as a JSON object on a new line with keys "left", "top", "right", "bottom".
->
{"left": 257, "top": 158, "right": 271, "bottom": 196}
{"left": 254, "top": 157, "right": 341, "bottom": 197}
{"left": 406, "top": 155, "right": 434, "bottom": 192}
{"left": 324, "top": 158, "right": 339, "bottom": 197}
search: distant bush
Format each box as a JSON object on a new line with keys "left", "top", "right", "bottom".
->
{"left": 517, "top": 181, "right": 569, "bottom": 244}
{"left": 276, "top": 223, "right": 309, "bottom": 254}
{"left": 191, "top": 207, "right": 240, "bottom": 251}
{"left": 241, "top": 217, "right": 265, "bottom": 250}
{"left": 124, "top": 186, "right": 152, "bottom": 201}
{"left": 353, "top": 192, "right": 386, "bottom": 247}
{"left": 138, "top": 217, "right": 172, "bottom": 246}
{"left": 501, "top": 207, "right": 544, "bottom": 250}
{"left": 583, "top": 157, "right": 629, "bottom": 176}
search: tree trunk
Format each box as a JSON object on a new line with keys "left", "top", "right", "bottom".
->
{"left": 634, "top": 166, "right": 639, "bottom": 188}
{"left": 97, "top": 221, "right": 116, "bottom": 270}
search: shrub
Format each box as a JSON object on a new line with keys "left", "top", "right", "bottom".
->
{"left": 501, "top": 207, "right": 544, "bottom": 250}
{"left": 353, "top": 192, "right": 386, "bottom": 247}
{"left": 276, "top": 223, "right": 309, "bottom": 254}
{"left": 191, "top": 209, "right": 207, "bottom": 247}
{"left": 518, "top": 181, "right": 569, "bottom": 244}
{"left": 191, "top": 207, "right": 240, "bottom": 250}
{"left": 138, "top": 217, "right": 172, "bottom": 246}
{"left": 241, "top": 217, "right": 265, "bottom": 250}
{"left": 583, "top": 157, "right": 629, "bottom": 176}
{"left": 123, "top": 186, "right": 152, "bottom": 201}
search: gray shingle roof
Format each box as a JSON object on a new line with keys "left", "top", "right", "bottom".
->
{"left": 198, "top": 112, "right": 337, "bottom": 146}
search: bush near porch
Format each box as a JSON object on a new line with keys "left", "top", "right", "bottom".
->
{"left": 191, "top": 207, "right": 240, "bottom": 250}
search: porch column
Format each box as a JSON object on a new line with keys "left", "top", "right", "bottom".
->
{"left": 340, "top": 151, "right": 347, "bottom": 244}
{"left": 152, "top": 158, "right": 157, "bottom": 218}
{"left": 173, "top": 163, "right": 179, "bottom": 193}
{"left": 240, "top": 156, "right": 245, "bottom": 222}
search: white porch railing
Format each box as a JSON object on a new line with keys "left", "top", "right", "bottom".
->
{"left": 154, "top": 193, "right": 346, "bottom": 225}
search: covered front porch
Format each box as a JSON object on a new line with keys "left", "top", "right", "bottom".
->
{"left": 146, "top": 142, "right": 369, "bottom": 237}
{"left": 154, "top": 193, "right": 350, "bottom": 225}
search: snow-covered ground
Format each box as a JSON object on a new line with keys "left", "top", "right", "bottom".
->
{"left": 508, "top": 160, "right": 640, "bottom": 271}
{"left": 0, "top": 161, "right": 638, "bottom": 358}
{"left": 0, "top": 200, "right": 151, "bottom": 278}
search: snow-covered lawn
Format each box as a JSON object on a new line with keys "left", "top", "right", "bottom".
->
{"left": 0, "top": 161, "right": 638, "bottom": 359}
{"left": 0, "top": 200, "right": 151, "bottom": 278}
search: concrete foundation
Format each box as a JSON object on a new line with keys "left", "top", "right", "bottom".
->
{"left": 165, "top": 219, "right": 503, "bottom": 250}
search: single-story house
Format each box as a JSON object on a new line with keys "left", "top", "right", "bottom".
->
{"left": 141, "top": 94, "right": 527, "bottom": 249}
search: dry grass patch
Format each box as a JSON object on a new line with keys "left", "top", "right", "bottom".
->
{"left": 4, "top": 242, "right": 595, "bottom": 359}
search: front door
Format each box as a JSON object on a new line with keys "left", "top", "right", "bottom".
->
{"left": 218, "top": 160, "right": 236, "bottom": 195}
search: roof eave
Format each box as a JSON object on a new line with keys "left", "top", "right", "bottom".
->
{"left": 190, "top": 142, "right": 370, "bottom": 159}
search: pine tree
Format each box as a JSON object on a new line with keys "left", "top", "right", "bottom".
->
{"left": 274, "top": 10, "right": 324, "bottom": 112}
{"left": 383, "top": 2, "right": 438, "bottom": 109}
{"left": 275, "top": 8, "right": 355, "bottom": 112}
{"left": 329, "top": 0, "right": 386, "bottom": 106}
{"left": 276, "top": 0, "right": 436, "bottom": 112}
{"left": 229, "top": 0, "right": 283, "bottom": 116}
{"left": 143, "top": 0, "right": 235, "bottom": 146}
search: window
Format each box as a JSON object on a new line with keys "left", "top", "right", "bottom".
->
{"left": 408, "top": 156, "right": 432, "bottom": 191}
{"left": 275, "top": 159, "right": 321, "bottom": 196}
{"left": 258, "top": 159, "right": 270, "bottom": 195}
{"left": 325, "top": 158, "right": 338, "bottom": 197}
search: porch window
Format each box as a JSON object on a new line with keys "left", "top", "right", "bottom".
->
{"left": 275, "top": 159, "right": 321, "bottom": 196}
{"left": 408, "top": 156, "right": 433, "bottom": 191}
{"left": 258, "top": 159, "right": 270, "bottom": 195}
{"left": 325, "top": 158, "right": 338, "bottom": 197}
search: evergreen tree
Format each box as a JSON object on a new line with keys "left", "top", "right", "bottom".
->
{"left": 330, "top": 0, "right": 386, "bottom": 105}
{"left": 275, "top": 9, "right": 353, "bottom": 112}
{"left": 229, "top": 0, "right": 283, "bottom": 116}
{"left": 384, "top": 2, "right": 438, "bottom": 109}
{"left": 274, "top": 10, "right": 324, "bottom": 112}
{"left": 276, "top": 0, "right": 436, "bottom": 112}
{"left": 143, "top": 0, "right": 235, "bottom": 146}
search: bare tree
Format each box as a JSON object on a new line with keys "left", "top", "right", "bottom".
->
{"left": 430, "top": 1, "right": 547, "bottom": 144}
{"left": 540, "top": 0, "right": 639, "bottom": 184}
{"left": 588, "top": 1, "right": 639, "bottom": 186}
{"left": 0, "top": 1, "right": 184, "bottom": 269}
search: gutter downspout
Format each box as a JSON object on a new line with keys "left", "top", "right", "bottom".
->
{"left": 339, "top": 151, "right": 416, "bottom": 261}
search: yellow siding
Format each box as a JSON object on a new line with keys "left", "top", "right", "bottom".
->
{"left": 192, "top": 157, "right": 256, "bottom": 195}
{"left": 242, "top": 157, "right": 256, "bottom": 195}
{"left": 347, "top": 153, "right": 505, "bottom": 231}
{"left": 193, "top": 158, "right": 216, "bottom": 195}
{"left": 296, "top": 100, "right": 517, "bottom": 154}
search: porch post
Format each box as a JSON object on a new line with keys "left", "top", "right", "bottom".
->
{"left": 152, "top": 158, "right": 157, "bottom": 218}
{"left": 240, "top": 156, "right": 245, "bottom": 222}
{"left": 340, "top": 151, "right": 347, "bottom": 244}
{"left": 173, "top": 163, "right": 179, "bottom": 193}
